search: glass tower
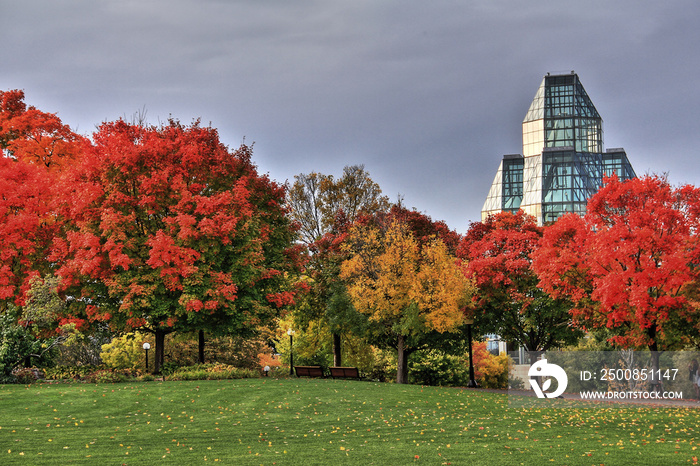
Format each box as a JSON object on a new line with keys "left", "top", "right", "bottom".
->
{"left": 482, "top": 72, "right": 635, "bottom": 225}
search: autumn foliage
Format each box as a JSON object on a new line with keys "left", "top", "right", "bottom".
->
{"left": 459, "top": 211, "right": 581, "bottom": 356}
{"left": 0, "top": 89, "right": 303, "bottom": 373}
{"left": 8, "top": 86, "right": 700, "bottom": 388}
{"left": 1, "top": 90, "right": 84, "bottom": 170}
{"left": 534, "top": 175, "right": 700, "bottom": 352}
{"left": 341, "top": 215, "right": 475, "bottom": 383}
{"left": 48, "top": 120, "right": 301, "bottom": 371}
{"left": 0, "top": 90, "right": 83, "bottom": 308}
{"left": 0, "top": 157, "right": 55, "bottom": 305}
{"left": 286, "top": 166, "right": 390, "bottom": 367}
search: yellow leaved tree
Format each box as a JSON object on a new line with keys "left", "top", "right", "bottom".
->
{"left": 341, "top": 219, "right": 475, "bottom": 384}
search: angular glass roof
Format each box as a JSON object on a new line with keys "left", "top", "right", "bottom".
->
{"left": 524, "top": 78, "right": 545, "bottom": 122}
{"left": 523, "top": 73, "right": 601, "bottom": 123}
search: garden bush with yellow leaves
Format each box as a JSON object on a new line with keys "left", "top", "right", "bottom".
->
{"left": 99, "top": 332, "right": 151, "bottom": 371}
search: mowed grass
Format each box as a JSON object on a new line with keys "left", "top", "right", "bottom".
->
{"left": 1, "top": 379, "right": 699, "bottom": 465}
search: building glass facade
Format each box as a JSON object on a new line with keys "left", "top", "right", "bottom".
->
{"left": 482, "top": 72, "right": 636, "bottom": 225}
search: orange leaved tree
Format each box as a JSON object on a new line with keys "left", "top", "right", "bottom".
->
{"left": 0, "top": 89, "right": 85, "bottom": 171}
{"left": 340, "top": 217, "right": 474, "bottom": 384}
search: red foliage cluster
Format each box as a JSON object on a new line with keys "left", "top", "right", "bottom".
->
{"left": 534, "top": 175, "right": 700, "bottom": 350}
{"left": 0, "top": 90, "right": 302, "bottom": 358}
{"left": 458, "top": 210, "right": 541, "bottom": 297}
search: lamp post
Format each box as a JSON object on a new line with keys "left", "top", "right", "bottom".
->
{"left": 465, "top": 317, "right": 478, "bottom": 388}
{"left": 143, "top": 342, "right": 151, "bottom": 371}
{"left": 287, "top": 328, "right": 295, "bottom": 376}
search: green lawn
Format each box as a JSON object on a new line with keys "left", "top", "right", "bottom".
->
{"left": 1, "top": 378, "right": 698, "bottom": 465}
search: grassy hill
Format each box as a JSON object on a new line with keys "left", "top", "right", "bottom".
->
{"left": 1, "top": 378, "right": 698, "bottom": 464}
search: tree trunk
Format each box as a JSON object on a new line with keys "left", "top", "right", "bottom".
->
{"left": 333, "top": 332, "right": 342, "bottom": 367}
{"left": 467, "top": 323, "right": 478, "bottom": 387}
{"left": 648, "top": 327, "right": 662, "bottom": 392}
{"left": 649, "top": 345, "right": 662, "bottom": 393}
{"left": 198, "top": 330, "right": 205, "bottom": 364}
{"left": 154, "top": 329, "right": 167, "bottom": 374}
{"left": 396, "top": 334, "right": 409, "bottom": 384}
{"left": 527, "top": 349, "right": 544, "bottom": 390}
{"left": 527, "top": 350, "right": 543, "bottom": 365}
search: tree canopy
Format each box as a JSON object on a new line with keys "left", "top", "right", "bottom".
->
{"left": 51, "top": 119, "right": 302, "bottom": 371}
{"left": 341, "top": 214, "right": 474, "bottom": 383}
{"left": 286, "top": 165, "right": 390, "bottom": 366}
{"left": 534, "top": 175, "right": 700, "bottom": 354}
{"left": 0, "top": 89, "right": 84, "bottom": 170}
{"left": 459, "top": 211, "right": 582, "bottom": 359}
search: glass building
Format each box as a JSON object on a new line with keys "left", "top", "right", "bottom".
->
{"left": 482, "top": 72, "right": 636, "bottom": 225}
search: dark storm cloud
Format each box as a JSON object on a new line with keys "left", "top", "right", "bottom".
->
{"left": 2, "top": 0, "right": 699, "bottom": 232}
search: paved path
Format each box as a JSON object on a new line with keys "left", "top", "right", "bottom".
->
{"left": 461, "top": 387, "right": 700, "bottom": 408}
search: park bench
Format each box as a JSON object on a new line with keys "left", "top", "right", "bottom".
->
{"left": 329, "top": 366, "right": 361, "bottom": 379}
{"left": 294, "top": 365, "right": 325, "bottom": 378}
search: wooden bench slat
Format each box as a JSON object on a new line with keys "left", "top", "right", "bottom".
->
{"left": 329, "top": 366, "right": 361, "bottom": 379}
{"left": 294, "top": 365, "right": 325, "bottom": 378}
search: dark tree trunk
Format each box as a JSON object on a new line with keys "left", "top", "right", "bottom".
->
{"left": 333, "top": 333, "right": 342, "bottom": 367}
{"left": 396, "top": 334, "right": 409, "bottom": 384}
{"left": 527, "top": 349, "right": 544, "bottom": 390}
{"left": 649, "top": 349, "right": 662, "bottom": 391}
{"left": 199, "top": 330, "right": 205, "bottom": 364}
{"left": 649, "top": 331, "right": 662, "bottom": 392}
{"left": 467, "top": 323, "right": 478, "bottom": 387}
{"left": 154, "top": 329, "right": 167, "bottom": 374}
{"left": 647, "top": 326, "right": 662, "bottom": 392}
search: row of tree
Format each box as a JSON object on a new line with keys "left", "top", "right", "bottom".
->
{"left": 3, "top": 88, "right": 700, "bottom": 383}
{"left": 286, "top": 166, "right": 700, "bottom": 383}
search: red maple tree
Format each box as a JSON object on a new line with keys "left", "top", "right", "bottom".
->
{"left": 53, "top": 119, "right": 302, "bottom": 372}
{"left": 534, "top": 175, "right": 700, "bottom": 379}
{"left": 458, "top": 211, "right": 581, "bottom": 362}
{"left": 0, "top": 90, "right": 81, "bottom": 309}
{"left": 0, "top": 157, "right": 56, "bottom": 306}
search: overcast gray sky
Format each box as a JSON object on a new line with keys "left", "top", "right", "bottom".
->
{"left": 3, "top": 1, "right": 699, "bottom": 233}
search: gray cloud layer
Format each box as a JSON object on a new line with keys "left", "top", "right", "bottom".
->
{"left": 3, "top": 1, "right": 699, "bottom": 232}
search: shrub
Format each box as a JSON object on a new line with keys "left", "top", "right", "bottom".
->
{"left": 0, "top": 374, "right": 17, "bottom": 384}
{"left": 365, "top": 349, "right": 396, "bottom": 382}
{"left": 166, "top": 333, "right": 270, "bottom": 370}
{"left": 160, "top": 362, "right": 182, "bottom": 377}
{"left": 167, "top": 363, "right": 260, "bottom": 381}
{"left": 52, "top": 326, "right": 111, "bottom": 367}
{"left": 12, "top": 368, "right": 41, "bottom": 384}
{"left": 100, "top": 332, "right": 152, "bottom": 371}
{"left": 508, "top": 375, "right": 525, "bottom": 389}
{"left": 409, "top": 349, "right": 470, "bottom": 387}
{"left": 258, "top": 352, "right": 281, "bottom": 370}
{"left": 0, "top": 305, "right": 42, "bottom": 377}
{"left": 43, "top": 365, "right": 98, "bottom": 381}
{"left": 85, "top": 369, "right": 130, "bottom": 384}
{"left": 472, "top": 341, "right": 509, "bottom": 389}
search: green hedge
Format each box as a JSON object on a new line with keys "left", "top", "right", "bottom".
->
{"left": 166, "top": 363, "right": 260, "bottom": 381}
